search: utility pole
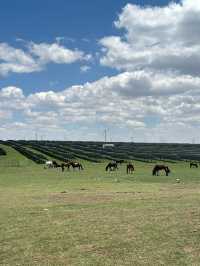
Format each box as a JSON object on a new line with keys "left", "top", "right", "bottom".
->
{"left": 104, "top": 129, "right": 108, "bottom": 143}
{"left": 35, "top": 132, "right": 38, "bottom": 141}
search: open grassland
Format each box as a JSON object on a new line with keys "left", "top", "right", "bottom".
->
{"left": 1, "top": 144, "right": 200, "bottom": 265}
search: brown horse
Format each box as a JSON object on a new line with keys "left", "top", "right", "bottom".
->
{"left": 68, "top": 161, "right": 83, "bottom": 170}
{"left": 152, "top": 165, "right": 170, "bottom": 176}
{"left": 62, "top": 162, "right": 71, "bottom": 170}
{"left": 127, "top": 163, "right": 134, "bottom": 174}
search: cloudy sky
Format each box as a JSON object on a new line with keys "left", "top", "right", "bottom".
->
{"left": 0, "top": 0, "right": 199, "bottom": 143}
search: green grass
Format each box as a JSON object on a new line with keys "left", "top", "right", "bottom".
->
{"left": 1, "top": 145, "right": 200, "bottom": 265}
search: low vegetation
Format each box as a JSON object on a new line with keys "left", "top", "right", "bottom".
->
{"left": 1, "top": 143, "right": 200, "bottom": 265}
{"left": 0, "top": 146, "right": 6, "bottom": 156}
{"left": 2, "top": 140, "right": 200, "bottom": 162}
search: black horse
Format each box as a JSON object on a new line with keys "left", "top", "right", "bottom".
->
{"left": 106, "top": 162, "right": 118, "bottom": 171}
{"left": 52, "top": 161, "right": 66, "bottom": 172}
{"left": 152, "top": 165, "right": 170, "bottom": 176}
{"left": 127, "top": 163, "right": 134, "bottom": 174}
{"left": 60, "top": 163, "right": 65, "bottom": 172}
{"left": 52, "top": 160, "right": 60, "bottom": 168}
{"left": 190, "top": 162, "right": 198, "bottom": 168}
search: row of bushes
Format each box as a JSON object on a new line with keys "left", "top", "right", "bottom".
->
{"left": 19, "top": 141, "right": 107, "bottom": 162}
{"left": 0, "top": 147, "right": 6, "bottom": 156}
{"left": 30, "top": 143, "right": 101, "bottom": 163}
{"left": 24, "top": 143, "right": 71, "bottom": 162}
{"left": 57, "top": 142, "right": 200, "bottom": 161}
{"left": 59, "top": 143, "right": 167, "bottom": 160}
{"left": 5, "top": 141, "right": 47, "bottom": 164}
{"left": 4, "top": 140, "right": 200, "bottom": 162}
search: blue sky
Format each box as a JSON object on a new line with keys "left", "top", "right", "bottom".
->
{"left": 0, "top": 0, "right": 180, "bottom": 93}
{"left": 1, "top": 0, "right": 200, "bottom": 143}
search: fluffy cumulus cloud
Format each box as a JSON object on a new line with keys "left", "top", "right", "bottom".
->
{"left": 100, "top": 0, "right": 200, "bottom": 76}
{"left": 1, "top": 0, "right": 200, "bottom": 142}
{"left": 0, "top": 43, "right": 41, "bottom": 75}
{"left": 1, "top": 68, "right": 200, "bottom": 141}
{"left": 0, "top": 42, "right": 91, "bottom": 76}
{"left": 29, "top": 42, "right": 90, "bottom": 64}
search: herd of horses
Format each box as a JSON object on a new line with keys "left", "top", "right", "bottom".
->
{"left": 45, "top": 160, "right": 83, "bottom": 172}
{"left": 44, "top": 159, "right": 173, "bottom": 176}
{"left": 44, "top": 159, "right": 199, "bottom": 176}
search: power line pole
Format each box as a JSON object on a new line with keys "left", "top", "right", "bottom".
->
{"left": 35, "top": 132, "right": 38, "bottom": 141}
{"left": 104, "top": 129, "right": 107, "bottom": 143}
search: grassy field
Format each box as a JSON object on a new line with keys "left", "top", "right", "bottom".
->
{"left": 1, "top": 144, "right": 200, "bottom": 265}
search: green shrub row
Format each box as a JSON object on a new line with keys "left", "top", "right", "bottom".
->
{"left": 5, "top": 141, "right": 47, "bottom": 164}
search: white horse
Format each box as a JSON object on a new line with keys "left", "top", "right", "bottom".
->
{"left": 44, "top": 161, "right": 53, "bottom": 169}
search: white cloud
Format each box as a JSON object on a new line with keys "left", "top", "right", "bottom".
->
{"left": 29, "top": 42, "right": 89, "bottom": 64}
{"left": 0, "top": 86, "right": 27, "bottom": 111}
{"left": 0, "top": 42, "right": 91, "bottom": 76}
{"left": 1, "top": 68, "right": 200, "bottom": 141}
{"left": 1, "top": 0, "right": 200, "bottom": 142}
{"left": 100, "top": 0, "right": 200, "bottom": 76}
{"left": 0, "top": 86, "right": 24, "bottom": 99}
{"left": 0, "top": 43, "right": 41, "bottom": 76}
{"left": 80, "top": 65, "right": 91, "bottom": 73}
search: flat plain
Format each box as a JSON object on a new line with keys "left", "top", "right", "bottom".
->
{"left": 1, "top": 144, "right": 200, "bottom": 265}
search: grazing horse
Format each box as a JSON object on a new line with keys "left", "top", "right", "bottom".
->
{"left": 127, "top": 163, "right": 134, "bottom": 174}
{"left": 63, "top": 162, "right": 71, "bottom": 170}
{"left": 60, "top": 163, "right": 65, "bottom": 172}
{"left": 45, "top": 160, "right": 66, "bottom": 172}
{"left": 69, "top": 161, "right": 84, "bottom": 170}
{"left": 190, "top": 162, "right": 198, "bottom": 168}
{"left": 105, "top": 162, "right": 118, "bottom": 171}
{"left": 152, "top": 165, "right": 170, "bottom": 176}
{"left": 52, "top": 160, "right": 60, "bottom": 168}
{"left": 44, "top": 160, "right": 53, "bottom": 169}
